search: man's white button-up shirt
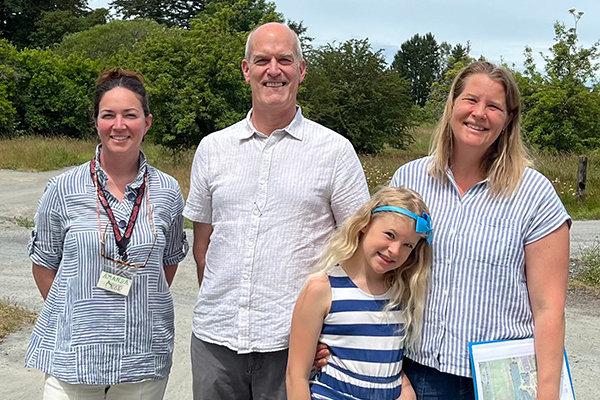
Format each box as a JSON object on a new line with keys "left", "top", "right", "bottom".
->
{"left": 184, "top": 108, "right": 370, "bottom": 353}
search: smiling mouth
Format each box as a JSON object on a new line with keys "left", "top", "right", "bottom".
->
{"left": 264, "top": 82, "right": 286, "bottom": 87}
{"left": 111, "top": 136, "right": 129, "bottom": 141}
{"left": 378, "top": 252, "right": 394, "bottom": 264}
{"left": 465, "top": 123, "right": 487, "bottom": 132}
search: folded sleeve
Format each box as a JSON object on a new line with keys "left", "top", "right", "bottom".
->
{"left": 28, "top": 178, "right": 65, "bottom": 270}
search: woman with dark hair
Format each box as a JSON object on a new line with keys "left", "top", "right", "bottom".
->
{"left": 26, "top": 68, "right": 188, "bottom": 399}
{"left": 391, "top": 61, "right": 570, "bottom": 399}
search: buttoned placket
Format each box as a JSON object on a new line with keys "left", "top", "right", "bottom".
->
{"left": 237, "top": 130, "right": 286, "bottom": 351}
{"left": 433, "top": 173, "right": 485, "bottom": 367}
{"left": 431, "top": 173, "right": 464, "bottom": 366}
{"left": 96, "top": 168, "right": 144, "bottom": 260}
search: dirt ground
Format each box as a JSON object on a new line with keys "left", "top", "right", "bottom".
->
{"left": 0, "top": 168, "right": 599, "bottom": 399}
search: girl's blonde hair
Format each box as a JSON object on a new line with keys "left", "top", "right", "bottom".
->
{"left": 429, "top": 61, "right": 532, "bottom": 197}
{"left": 311, "top": 187, "right": 431, "bottom": 347}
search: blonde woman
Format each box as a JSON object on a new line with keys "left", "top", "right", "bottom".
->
{"left": 286, "top": 187, "right": 433, "bottom": 400}
{"left": 391, "top": 61, "right": 570, "bottom": 400}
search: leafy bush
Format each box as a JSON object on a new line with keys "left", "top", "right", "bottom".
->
{"left": 519, "top": 11, "right": 600, "bottom": 152}
{"left": 301, "top": 39, "right": 414, "bottom": 154}
{"left": 55, "top": 19, "right": 168, "bottom": 61}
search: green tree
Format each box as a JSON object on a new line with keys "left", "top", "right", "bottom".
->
{"left": 520, "top": 9, "right": 600, "bottom": 152}
{"left": 14, "top": 49, "right": 101, "bottom": 137}
{"left": 110, "top": 0, "right": 207, "bottom": 28}
{"left": 29, "top": 7, "right": 109, "bottom": 48}
{"left": 0, "top": 40, "right": 18, "bottom": 135}
{"left": 0, "top": 0, "right": 93, "bottom": 48}
{"left": 301, "top": 38, "right": 414, "bottom": 154}
{"left": 0, "top": 39, "right": 101, "bottom": 138}
{"left": 56, "top": 18, "right": 167, "bottom": 60}
{"left": 391, "top": 33, "right": 440, "bottom": 106}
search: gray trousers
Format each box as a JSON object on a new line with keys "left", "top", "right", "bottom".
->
{"left": 191, "top": 334, "right": 288, "bottom": 400}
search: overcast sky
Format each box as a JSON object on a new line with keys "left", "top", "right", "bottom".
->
{"left": 90, "top": 0, "right": 600, "bottom": 71}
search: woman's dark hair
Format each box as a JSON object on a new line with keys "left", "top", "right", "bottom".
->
{"left": 94, "top": 67, "right": 150, "bottom": 118}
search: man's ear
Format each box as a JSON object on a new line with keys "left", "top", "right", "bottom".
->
{"left": 299, "top": 59, "right": 306, "bottom": 84}
{"left": 242, "top": 59, "right": 251, "bottom": 83}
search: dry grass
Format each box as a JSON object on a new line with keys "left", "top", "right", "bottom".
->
{"left": 360, "top": 125, "right": 432, "bottom": 192}
{"left": 533, "top": 151, "right": 600, "bottom": 220}
{"left": 0, "top": 136, "right": 97, "bottom": 171}
{"left": 0, "top": 302, "right": 36, "bottom": 340}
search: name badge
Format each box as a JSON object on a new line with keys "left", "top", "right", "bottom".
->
{"left": 97, "top": 271, "right": 132, "bottom": 296}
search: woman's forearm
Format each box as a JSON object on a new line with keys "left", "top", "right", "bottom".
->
{"left": 32, "top": 263, "right": 57, "bottom": 300}
{"left": 533, "top": 307, "right": 565, "bottom": 400}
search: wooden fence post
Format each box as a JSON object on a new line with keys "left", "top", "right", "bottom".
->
{"left": 577, "top": 155, "right": 587, "bottom": 201}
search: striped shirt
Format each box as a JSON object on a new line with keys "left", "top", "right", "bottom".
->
{"left": 311, "top": 265, "right": 404, "bottom": 400}
{"left": 390, "top": 157, "right": 570, "bottom": 377}
{"left": 183, "top": 108, "right": 370, "bottom": 353}
{"left": 26, "top": 146, "right": 188, "bottom": 385}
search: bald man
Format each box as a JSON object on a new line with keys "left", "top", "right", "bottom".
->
{"left": 183, "top": 22, "right": 369, "bottom": 399}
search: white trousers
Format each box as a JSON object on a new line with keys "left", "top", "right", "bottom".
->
{"left": 43, "top": 374, "right": 168, "bottom": 400}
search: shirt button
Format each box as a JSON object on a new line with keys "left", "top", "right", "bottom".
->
{"left": 446, "top": 259, "right": 451, "bottom": 265}
{"left": 260, "top": 180, "right": 266, "bottom": 185}
{"left": 440, "top": 321, "right": 445, "bottom": 327}
{"left": 450, "top": 229, "right": 456, "bottom": 235}
{"left": 127, "top": 192, "right": 136, "bottom": 201}
{"left": 247, "top": 241, "right": 253, "bottom": 247}
{"left": 119, "top": 220, "right": 127, "bottom": 228}
{"left": 443, "top": 290, "right": 448, "bottom": 296}
{"left": 253, "top": 209, "right": 259, "bottom": 216}
{"left": 243, "top": 273, "right": 249, "bottom": 280}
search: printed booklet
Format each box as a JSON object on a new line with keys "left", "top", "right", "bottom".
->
{"left": 469, "top": 337, "right": 575, "bottom": 400}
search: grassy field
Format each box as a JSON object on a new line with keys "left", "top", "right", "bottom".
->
{"left": 3, "top": 128, "right": 598, "bottom": 218}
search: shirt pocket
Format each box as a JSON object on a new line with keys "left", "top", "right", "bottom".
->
{"left": 466, "top": 217, "right": 521, "bottom": 267}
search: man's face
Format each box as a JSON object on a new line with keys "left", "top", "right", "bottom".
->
{"left": 242, "top": 24, "right": 306, "bottom": 114}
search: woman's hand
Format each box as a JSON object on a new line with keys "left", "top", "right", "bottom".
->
{"left": 397, "top": 372, "right": 416, "bottom": 400}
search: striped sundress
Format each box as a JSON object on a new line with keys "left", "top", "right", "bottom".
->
{"left": 310, "top": 265, "right": 405, "bottom": 400}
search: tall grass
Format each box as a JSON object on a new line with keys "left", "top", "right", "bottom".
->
{"left": 1, "top": 130, "right": 599, "bottom": 219}
{"left": 0, "top": 136, "right": 96, "bottom": 171}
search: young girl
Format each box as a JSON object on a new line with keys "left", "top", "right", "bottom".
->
{"left": 286, "top": 187, "right": 432, "bottom": 400}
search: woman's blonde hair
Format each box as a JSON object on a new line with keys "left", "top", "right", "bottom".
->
{"left": 429, "top": 61, "right": 532, "bottom": 197}
{"left": 311, "top": 187, "right": 431, "bottom": 347}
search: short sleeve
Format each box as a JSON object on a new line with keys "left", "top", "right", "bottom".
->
{"left": 162, "top": 182, "right": 189, "bottom": 266}
{"left": 28, "top": 178, "right": 65, "bottom": 270}
{"left": 183, "top": 138, "right": 212, "bottom": 223}
{"left": 330, "top": 140, "right": 370, "bottom": 227}
{"left": 524, "top": 174, "right": 571, "bottom": 245}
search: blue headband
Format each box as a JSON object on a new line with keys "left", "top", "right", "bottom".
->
{"left": 372, "top": 206, "right": 433, "bottom": 245}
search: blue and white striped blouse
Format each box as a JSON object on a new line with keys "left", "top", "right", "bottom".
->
{"left": 390, "top": 156, "right": 570, "bottom": 377}
{"left": 310, "top": 265, "right": 405, "bottom": 400}
{"left": 25, "top": 146, "right": 188, "bottom": 385}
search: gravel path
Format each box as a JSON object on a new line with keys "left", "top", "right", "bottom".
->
{"left": 0, "top": 168, "right": 599, "bottom": 399}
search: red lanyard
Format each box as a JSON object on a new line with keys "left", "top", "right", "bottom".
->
{"left": 90, "top": 158, "right": 146, "bottom": 262}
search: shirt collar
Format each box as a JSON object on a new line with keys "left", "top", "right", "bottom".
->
{"left": 242, "top": 107, "right": 304, "bottom": 140}
{"left": 94, "top": 144, "right": 147, "bottom": 189}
